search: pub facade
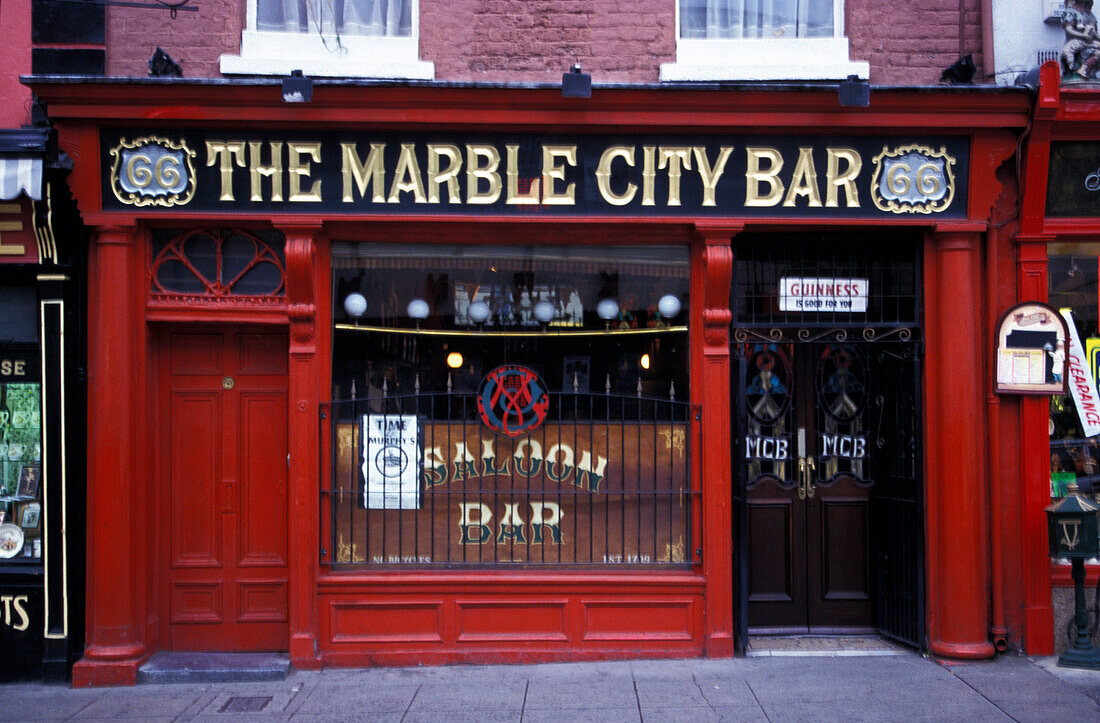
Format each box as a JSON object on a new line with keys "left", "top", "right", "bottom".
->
{"left": 26, "top": 75, "right": 1053, "bottom": 685}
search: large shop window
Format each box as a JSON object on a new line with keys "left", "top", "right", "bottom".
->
{"left": 0, "top": 288, "right": 42, "bottom": 564}
{"left": 220, "top": 0, "right": 434, "bottom": 79}
{"left": 661, "top": 0, "right": 868, "bottom": 81}
{"left": 1049, "top": 245, "right": 1100, "bottom": 501}
{"left": 325, "top": 244, "right": 697, "bottom": 567}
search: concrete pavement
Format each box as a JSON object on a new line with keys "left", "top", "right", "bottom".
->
{"left": 2, "top": 651, "right": 1099, "bottom": 721}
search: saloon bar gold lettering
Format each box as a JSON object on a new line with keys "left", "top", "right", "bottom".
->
{"left": 199, "top": 140, "right": 883, "bottom": 209}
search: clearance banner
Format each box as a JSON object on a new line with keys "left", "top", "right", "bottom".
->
{"left": 1063, "top": 309, "right": 1100, "bottom": 437}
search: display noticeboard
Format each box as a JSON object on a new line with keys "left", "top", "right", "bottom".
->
{"left": 994, "top": 302, "right": 1069, "bottom": 395}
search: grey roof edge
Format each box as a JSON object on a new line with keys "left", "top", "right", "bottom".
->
{"left": 21, "top": 73, "right": 1032, "bottom": 95}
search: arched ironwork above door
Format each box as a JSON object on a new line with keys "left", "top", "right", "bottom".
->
{"left": 148, "top": 228, "right": 287, "bottom": 311}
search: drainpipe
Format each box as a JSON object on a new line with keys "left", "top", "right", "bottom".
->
{"left": 981, "top": 0, "right": 995, "bottom": 82}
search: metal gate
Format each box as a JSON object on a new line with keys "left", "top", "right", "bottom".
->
{"left": 730, "top": 231, "right": 925, "bottom": 651}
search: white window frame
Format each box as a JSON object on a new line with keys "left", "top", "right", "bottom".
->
{"left": 660, "top": 1, "right": 869, "bottom": 81}
{"left": 220, "top": 0, "right": 434, "bottom": 79}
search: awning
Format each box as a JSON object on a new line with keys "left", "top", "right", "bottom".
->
{"left": 0, "top": 157, "right": 42, "bottom": 201}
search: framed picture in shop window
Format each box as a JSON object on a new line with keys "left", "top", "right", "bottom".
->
{"left": 16, "top": 464, "right": 40, "bottom": 499}
{"left": 18, "top": 502, "right": 39, "bottom": 533}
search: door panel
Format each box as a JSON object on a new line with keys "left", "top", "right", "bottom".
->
{"left": 743, "top": 342, "right": 874, "bottom": 632}
{"left": 162, "top": 327, "right": 289, "bottom": 651}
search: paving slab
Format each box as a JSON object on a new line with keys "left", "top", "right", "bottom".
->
{"left": 523, "top": 707, "right": 640, "bottom": 722}
{"left": 633, "top": 679, "right": 711, "bottom": 708}
{"left": 292, "top": 681, "right": 420, "bottom": 717}
{"left": 523, "top": 679, "right": 639, "bottom": 710}
{"left": 406, "top": 679, "right": 527, "bottom": 713}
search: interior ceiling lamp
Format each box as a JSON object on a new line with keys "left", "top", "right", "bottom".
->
{"left": 407, "top": 298, "right": 430, "bottom": 320}
{"left": 282, "top": 69, "right": 313, "bottom": 103}
{"left": 596, "top": 298, "right": 619, "bottom": 329}
{"left": 343, "top": 292, "right": 367, "bottom": 320}
{"left": 838, "top": 74, "right": 870, "bottom": 108}
{"left": 562, "top": 63, "right": 591, "bottom": 98}
{"left": 468, "top": 301, "right": 491, "bottom": 325}
{"left": 534, "top": 300, "right": 556, "bottom": 325}
{"left": 657, "top": 294, "right": 682, "bottom": 320}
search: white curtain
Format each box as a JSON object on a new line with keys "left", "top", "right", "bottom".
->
{"left": 257, "top": 0, "right": 412, "bottom": 37}
{"left": 680, "top": 0, "right": 833, "bottom": 39}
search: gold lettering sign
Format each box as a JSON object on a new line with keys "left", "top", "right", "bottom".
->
{"left": 0, "top": 203, "right": 24, "bottom": 256}
{"left": 110, "top": 136, "right": 196, "bottom": 207}
{"left": 871, "top": 144, "right": 956, "bottom": 214}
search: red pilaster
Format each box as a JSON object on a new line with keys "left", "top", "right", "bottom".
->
{"left": 1017, "top": 237, "right": 1055, "bottom": 655}
{"left": 282, "top": 223, "right": 323, "bottom": 668}
{"left": 925, "top": 224, "right": 995, "bottom": 659}
{"left": 696, "top": 222, "right": 739, "bottom": 657}
{"left": 73, "top": 225, "right": 146, "bottom": 687}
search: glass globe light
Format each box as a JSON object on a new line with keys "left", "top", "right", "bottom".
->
{"left": 407, "top": 298, "right": 430, "bottom": 320}
{"left": 534, "top": 300, "right": 556, "bottom": 324}
{"left": 657, "top": 294, "right": 682, "bottom": 319}
{"left": 343, "top": 292, "right": 367, "bottom": 319}
{"left": 468, "top": 300, "right": 491, "bottom": 324}
{"left": 596, "top": 298, "right": 619, "bottom": 321}
{"left": 447, "top": 352, "right": 463, "bottom": 369}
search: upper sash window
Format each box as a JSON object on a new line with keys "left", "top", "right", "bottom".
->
{"left": 661, "top": 0, "right": 868, "bottom": 81}
{"left": 220, "top": 0, "right": 434, "bottom": 79}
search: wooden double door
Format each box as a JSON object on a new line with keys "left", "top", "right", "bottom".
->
{"left": 740, "top": 342, "right": 877, "bottom": 632}
{"left": 158, "top": 327, "right": 289, "bottom": 651}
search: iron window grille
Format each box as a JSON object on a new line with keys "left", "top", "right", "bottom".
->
{"left": 320, "top": 388, "right": 700, "bottom": 568}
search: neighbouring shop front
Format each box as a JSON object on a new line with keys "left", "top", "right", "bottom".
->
{"left": 1020, "top": 61, "right": 1100, "bottom": 654}
{"left": 0, "top": 128, "right": 84, "bottom": 681}
{"left": 26, "top": 78, "right": 1043, "bottom": 686}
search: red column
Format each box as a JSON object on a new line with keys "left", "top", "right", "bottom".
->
{"left": 281, "top": 224, "right": 322, "bottom": 668}
{"left": 696, "top": 223, "right": 738, "bottom": 657}
{"left": 73, "top": 225, "right": 146, "bottom": 687}
{"left": 925, "top": 225, "right": 994, "bottom": 659}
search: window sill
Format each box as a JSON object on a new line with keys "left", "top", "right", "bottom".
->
{"left": 660, "top": 37, "right": 869, "bottom": 82}
{"left": 220, "top": 30, "right": 435, "bottom": 79}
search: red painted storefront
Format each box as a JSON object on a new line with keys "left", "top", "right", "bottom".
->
{"left": 25, "top": 78, "right": 1055, "bottom": 686}
{"left": 1022, "top": 62, "right": 1100, "bottom": 613}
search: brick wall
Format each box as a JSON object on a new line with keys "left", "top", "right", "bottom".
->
{"left": 848, "top": 0, "right": 986, "bottom": 84}
{"left": 422, "top": 0, "right": 674, "bottom": 83}
{"left": 103, "top": 0, "right": 985, "bottom": 86}
{"left": 106, "top": 0, "right": 242, "bottom": 78}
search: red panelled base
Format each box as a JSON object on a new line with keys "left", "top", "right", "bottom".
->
{"left": 315, "top": 575, "right": 706, "bottom": 668}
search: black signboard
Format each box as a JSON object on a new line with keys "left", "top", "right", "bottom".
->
{"left": 100, "top": 129, "right": 970, "bottom": 219}
{"left": 0, "top": 348, "right": 39, "bottom": 383}
{"left": 0, "top": 580, "right": 43, "bottom": 681}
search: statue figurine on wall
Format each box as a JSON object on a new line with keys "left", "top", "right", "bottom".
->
{"left": 1060, "top": 0, "right": 1100, "bottom": 80}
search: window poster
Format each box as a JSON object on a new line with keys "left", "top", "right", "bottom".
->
{"left": 361, "top": 414, "right": 421, "bottom": 510}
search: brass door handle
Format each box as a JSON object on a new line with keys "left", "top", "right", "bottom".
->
{"left": 806, "top": 456, "right": 816, "bottom": 498}
{"left": 798, "top": 458, "right": 807, "bottom": 500}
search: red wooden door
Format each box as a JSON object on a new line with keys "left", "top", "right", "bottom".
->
{"left": 160, "top": 327, "right": 289, "bottom": 651}
{"left": 744, "top": 343, "right": 874, "bottom": 632}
